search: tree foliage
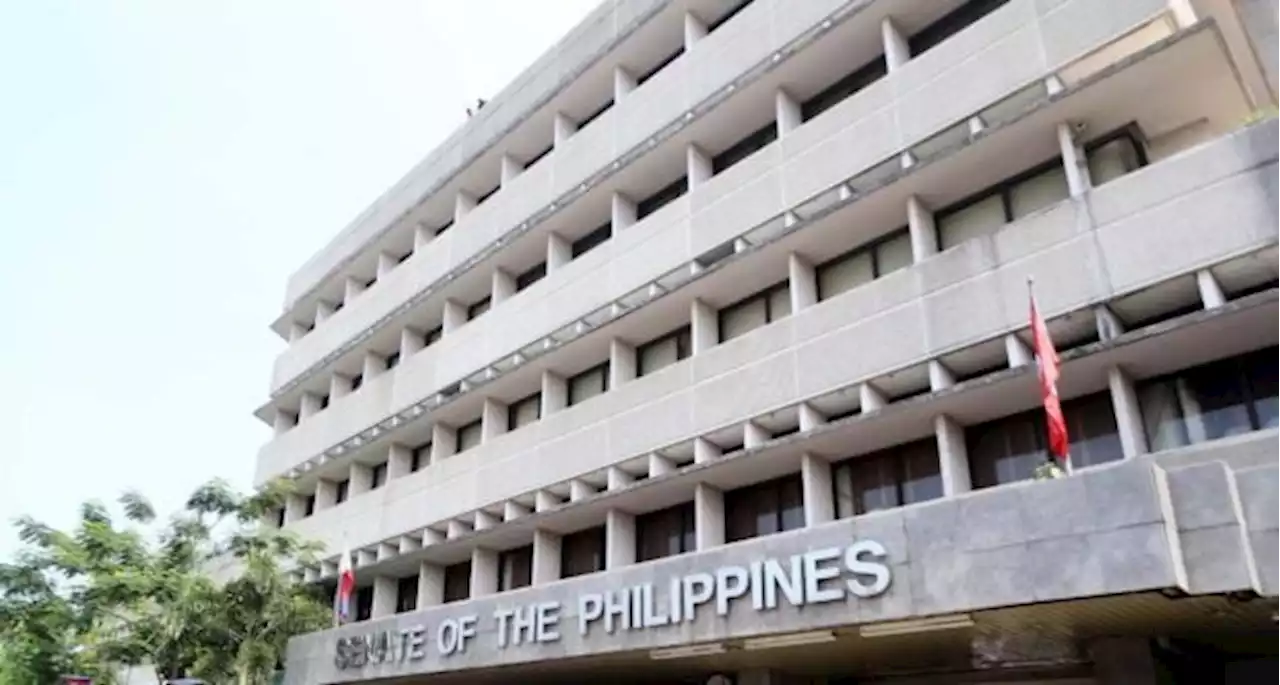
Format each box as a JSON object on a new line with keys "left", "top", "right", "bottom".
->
{"left": 0, "top": 479, "right": 329, "bottom": 685}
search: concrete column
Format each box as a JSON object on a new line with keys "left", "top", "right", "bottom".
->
{"left": 860, "top": 383, "right": 887, "bottom": 412}
{"left": 569, "top": 479, "right": 595, "bottom": 502}
{"left": 349, "top": 463, "right": 372, "bottom": 497}
{"left": 881, "top": 17, "right": 910, "bottom": 71}
{"left": 430, "top": 423, "right": 457, "bottom": 462}
{"left": 417, "top": 562, "right": 445, "bottom": 608}
{"left": 500, "top": 154, "right": 523, "bottom": 186}
{"left": 272, "top": 409, "right": 296, "bottom": 435}
{"left": 743, "top": 421, "right": 771, "bottom": 449}
{"left": 935, "top": 415, "right": 972, "bottom": 495}
{"left": 695, "top": 483, "right": 725, "bottom": 550}
{"left": 442, "top": 299, "right": 467, "bottom": 334}
{"left": 907, "top": 196, "right": 938, "bottom": 263}
{"left": 546, "top": 233, "right": 572, "bottom": 272}
{"left": 481, "top": 398, "right": 508, "bottom": 441}
{"left": 470, "top": 548, "right": 498, "bottom": 598}
{"left": 687, "top": 143, "right": 713, "bottom": 187}
{"left": 362, "top": 352, "right": 386, "bottom": 381}
{"left": 775, "top": 88, "right": 801, "bottom": 136}
{"left": 611, "top": 191, "right": 637, "bottom": 231}
{"left": 613, "top": 65, "right": 637, "bottom": 100}
{"left": 541, "top": 371, "right": 567, "bottom": 415}
{"left": 299, "top": 392, "right": 322, "bottom": 419}
{"left": 372, "top": 576, "right": 397, "bottom": 618}
{"left": 315, "top": 480, "right": 338, "bottom": 510}
{"left": 607, "top": 467, "right": 633, "bottom": 491}
{"left": 474, "top": 510, "right": 500, "bottom": 531}
{"left": 1056, "top": 122, "right": 1092, "bottom": 196}
{"left": 1108, "top": 366, "right": 1149, "bottom": 458}
{"left": 534, "top": 490, "right": 561, "bottom": 513}
{"left": 532, "top": 529, "right": 562, "bottom": 585}
{"left": 789, "top": 253, "right": 818, "bottom": 311}
{"left": 284, "top": 493, "right": 307, "bottom": 524}
{"left": 387, "top": 443, "right": 413, "bottom": 480}
{"left": 553, "top": 112, "right": 577, "bottom": 147}
{"left": 691, "top": 299, "right": 719, "bottom": 353}
{"left": 648, "top": 452, "right": 676, "bottom": 478}
{"left": 400, "top": 327, "right": 425, "bottom": 358}
{"left": 609, "top": 339, "right": 636, "bottom": 388}
{"left": 1005, "top": 333, "right": 1033, "bottom": 368}
{"left": 1196, "top": 269, "right": 1226, "bottom": 309}
{"left": 287, "top": 321, "right": 309, "bottom": 342}
{"left": 503, "top": 501, "right": 531, "bottom": 521}
{"left": 413, "top": 221, "right": 434, "bottom": 250}
{"left": 801, "top": 453, "right": 835, "bottom": 527}
{"left": 376, "top": 252, "right": 397, "bottom": 279}
{"left": 694, "top": 437, "right": 722, "bottom": 464}
{"left": 683, "top": 11, "right": 707, "bottom": 47}
{"left": 454, "top": 191, "right": 477, "bottom": 223}
{"left": 928, "top": 360, "right": 956, "bottom": 392}
{"left": 606, "top": 509, "right": 636, "bottom": 569}
{"left": 799, "top": 403, "right": 826, "bottom": 431}
{"left": 492, "top": 269, "right": 516, "bottom": 306}
{"left": 315, "top": 300, "right": 336, "bottom": 324}
{"left": 343, "top": 276, "right": 366, "bottom": 303}
{"left": 1095, "top": 305, "right": 1126, "bottom": 341}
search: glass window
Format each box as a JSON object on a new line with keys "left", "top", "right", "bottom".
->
{"left": 443, "top": 562, "right": 470, "bottom": 604}
{"left": 410, "top": 442, "right": 430, "bottom": 472}
{"left": 386, "top": 351, "right": 400, "bottom": 370}
{"left": 801, "top": 56, "right": 887, "bottom": 122}
{"left": 498, "top": 545, "right": 533, "bottom": 592}
{"left": 636, "top": 46, "right": 684, "bottom": 87}
{"left": 1087, "top": 134, "right": 1146, "bottom": 186}
{"left": 370, "top": 462, "right": 388, "bottom": 489}
{"left": 636, "top": 502, "right": 696, "bottom": 562}
{"left": 711, "top": 122, "right": 778, "bottom": 175}
{"left": 637, "top": 325, "right": 692, "bottom": 377}
{"left": 968, "top": 391, "right": 1121, "bottom": 488}
{"left": 435, "top": 219, "right": 454, "bottom": 237}
{"left": 335, "top": 479, "right": 350, "bottom": 504}
{"left": 561, "top": 527, "right": 606, "bottom": 579}
{"left": 1008, "top": 166, "right": 1069, "bottom": 219}
{"left": 516, "top": 262, "right": 546, "bottom": 291}
{"left": 509, "top": 392, "right": 542, "bottom": 431}
{"left": 719, "top": 281, "right": 790, "bottom": 342}
{"left": 907, "top": 0, "right": 1010, "bottom": 57}
{"left": 875, "top": 231, "right": 913, "bottom": 275}
{"left": 833, "top": 438, "right": 943, "bottom": 518}
{"left": 937, "top": 193, "right": 1006, "bottom": 251}
{"left": 303, "top": 495, "right": 316, "bottom": 517}
{"left": 725, "top": 475, "right": 805, "bottom": 543}
{"left": 350, "top": 374, "right": 363, "bottom": 392}
{"left": 637, "top": 177, "right": 688, "bottom": 220}
{"left": 568, "top": 362, "right": 610, "bottom": 406}
{"left": 572, "top": 223, "right": 612, "bottom": 259}
{"left": 578, "top": 99, "right": 613, "bottom": 130}
{"left": 817, "top": 250, "right": 873, "bottom": 301}
{"left": 425, "top": 325, "right": 444, "bottom": 346}
{"left": 274, "top": 507, "right": 286, "bottom": 528}
{"left": 317, "top": 393, "right": 330, "bottom": 411}
{"left": 355, "top": 586, "right": 374, "bottom": 622}
{"left": 456, "top": 419, "right": 483, "bottom": 452}
{"left": 706, "top": 0, "right": 753, "bottom": 33}
{"left": 467, "top": 296, "right": 491, "bottom": 321}
{"left": 396, "top": 575, "right": 418, "bottom": 614}
{"left": 1138, "top": 348, "right": 1278, "bottom": 452}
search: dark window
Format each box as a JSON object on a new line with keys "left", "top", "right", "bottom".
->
{"left": 474, "top": 184, "right": 499, "bottom": 207}
{"left": 425, "top": 325, "right": 444, "bottom": 346}
{"left": 335, "top": 479, "right": 350, "bottom": 504}
{"left": 317, "top": 393, "right": 330, "bottom": 411}
{"left": 571, "top": 222, "right": 612, "bottom": 259}
{"left": 525, "top": 143, "right": 553, "bottom": 169}
{"left": 386, "top": 351, "right": 401, "bottom": 370}
{"left": 568, "top": 362, "right": 610, "bottom": 406}
{"left": 370, "top": 462, "right": 388, "bottom": 489}
{"left": 637, "top": 325, "right": 692, "bottom": 377}
{"left": 636, "top": 502, "right": 696, "bottom": 562}
{"left": 274, "top": 507, "right": 286, "bottom": 528}
{"left": 396, "top": 575, "right": 418, "bottom": 614}
{"left": 498, "top": 545, "right": 533, "bottom": 592}
{"left": 636, "top": 176, "right": 688, "bottom": 220}
{"left": 706, "top": 0, "right": 754, "bottom": 33}
{"left": 508, "top": 392, "right": 542, "bottom": 431}
{"left": 725, "top": 474, "right": 805, "bottom": 543}
{"left": 578, "top": 99, "right": 614, "bottom": 130}
{"left": 396, "top": 250, "right": 413, "bottom": 264}
{"left": 561, "top": 526, "right": 606, "bottom": 579}
{"left": 443, "top": 562, "right": 471, "bottom": 603}
{"left": 712, "top": 122, "right": 778, "bottom": 174}
{"left": 355, "top": 585, "right": 374, "bottom": 622}
{"left": 833, "top": 438, "right": 942, "bottom": 518}
{"left": 332, "top": 301, "right": 344, "bottom": 314}
{"left": 516, "top": 262, "right": 547, "bottom": 291}
{"left": 907, "top": 0, "right": 1010, "bottom": 57}
{"left": 467, "top": 296, "right": 491, "bottom": 321}
{"left": 1138, "top": 347, "right": 1278, "bottom": 453}
{"left": 303, "top": 495, "right": 316, "bottom": 517}
{"left": 636, "top": 46, "right": 684, "bottom": 87}
{"left": 410, "top": 442, "right": 431, "bottom": 472}
{"left": 350, "top": 374, "right": 363, "bottom": 392}
{"left": 968, "top": 391, "right": 1121, "bottom": 489}
{"left": 456, "top": 419, "right": 483, "bottom": 452}
{"left": 816, "top": 229, "right": 912, "bottom": 301}
{"left": 801, "top": 56, "right": 887, "bottom": 122}
{"left": 719, "top": 281, "right": 791, "bottom": 342}
{"left": 364, "top": 276, "right": 377, "bottom": 289}
{"left": 436, "top": 219, "right": 454, "bottom": 237}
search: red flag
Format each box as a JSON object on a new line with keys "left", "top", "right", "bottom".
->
{"left": 336, "top": 546, "right": 355, "bottom": 626}
{"left": 1029, "top": 283, "right": 1069, "bottom": 465}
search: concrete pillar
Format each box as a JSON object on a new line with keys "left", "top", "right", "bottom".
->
{"left": 1196, "top": 269, "right": 1226, "bottom": 309}
{"left": 492, "top": 269, "right": 516, "bottom": 306}
{"left": 607, "top": 467, "right": 633, "bottom": 491}
{"left": 362, "top": 352, "right": 385, "bottom": 381}
{"left": 446, "top": 519, "right": 471, "bottom": 540}
{"left": 454, "top": 191, "right": 477, "bottom": 223}
{"left": 614, "top": 65, "right": 637, "bottom": 100}
{"left": 1095, "top": 305, "right": 1126, "bottom": 341}
{"left": 298, "top": 392, "right": 322, "bottom": 419}
{"left": 532, "top": 529, "right": 562, "bottom": 585}
{"left": 907, "top": 196, "right": 938, "bottom": 263}
{"left": 546, "top": 233, "right": 572, "bottom": 272}
{"left": 799, "top": 403, "right": 826, "bottom": 431}
{"left": 611, "top": 191, "right": 637, "bottom": 231}
{"left": 470, "top": 548, "right": 498, "bottom": 598}
{"left": 474, "top": 510, "right": 500, "bottom": 531}
{"left": 343, "top": 276, "right": 366, "bottom": 303}
{"left": 801, "top": 453, "right": 835, "bottom": 527}
{"left": 687, "top": 144, "right": 713, "bottom": 187}
{"left": 400, "top": 327, "right": 425, "bottom": 358}
{"left": 541, "top": 371, "right": 567, "bottom": 415}
{"left": 788, "top": 253, "right": 818, "bottom": 311}
{"left": 935, "top": 415, "right": 972, "bottom": 495}
{"left": 1108, "top": 366, "right": 1149, "bottom": 458}
{"left": 569, "top": 479, "right": 595, "bottom": 502}
{"left": 500, "top": 154, "right": 523, "bottom": 186}
{"left": 315, "top": 300, "right": 336, "bottom": 325}
{"left": 649, "top": 452, "right": 677, "bottom": 477}
{"left": 534, "top": 490, "right": 561, "bottom": 513}
{"left": 694, "top": 437, "right": 722, "bottom": 464}
{"left": 775, "top": 88, "right": 801, "bottom": 136}
{"left": 609, "top": 339, "right": 637, "bottom": 388}
{"left": 349, "top": 463, "right": 373, "bottom": 497}
{"left": 376, "top": 252, "right": 397, "bottom": 279}
{"left": 481, "top": 398, "right": 508, "bottom": 441}
{"left": 272, "top": 409, "right": 297, "bottom": 435}
{"left": 606, "top": 509, "right": 636, "bottom": 569}
{"left": 430, "top": 423, "right": 457, "bottom": 462}
{"left": 387, "top": 443, "right": 413, "bottom": 480}
{"left": 413, "top": 221, "right": 434, "bottom": 250}
{"left": 860, "top": 383, "right": 887, "bottom": 412}
{"left": 695, "top": 483, "right": 725, "bottom": 550}
{"left": 684, "top": 11, "right": 707, "bottom": 47}
{"left": 1005, "top": 333, "right": 1034, "bottom": 368}
{"left": 881, "top": 17, "right": 910, "bottom": 71}
{"left": 417, "top": 562, "right": 445, "bottom": 608}
{"left": 372, "top": 576, "right": 397, "bottom": 618}
{"left": 553, "top": 112, "right": 577, "bottom": 147}
{"left": 442, "top": 299, "right": 467, "bottom": 334}
{"left": 743, "top": 421, "right": 771, "bottom": 449}
{"left": 315, "top": 480, "right": 338, "bottom": 510}
{"left": 1056, "top": 122, "right": 1092, "bottom": 196}
{"left": 928, "top": 360, "right": 956, "bottom": 392}
{"left": 287, "top": 321, "right": 309, "bottom": 342}
{"left": 503, "top": 501, "right": 531, "bottom": 522}
{"left": 284, "top": 493, "right": 307, "bottom": 524}
{"left": 691, "top": 299, "right": 719, "bottom": 353}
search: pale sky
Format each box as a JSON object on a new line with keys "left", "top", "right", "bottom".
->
{"left": 0, "top": 0, "right": 599, "bottom": 559}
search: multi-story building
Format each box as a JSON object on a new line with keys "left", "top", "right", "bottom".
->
{"left": 256, "top": 1, "right": 1279, "bottom": 682}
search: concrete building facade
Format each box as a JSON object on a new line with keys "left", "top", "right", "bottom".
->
{"left": 254, "top": 0, "right": 1280, "bottom": 682}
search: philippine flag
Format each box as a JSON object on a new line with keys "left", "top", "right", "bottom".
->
{"left": 336, "top": 546, "right": 355, "bottom": 625}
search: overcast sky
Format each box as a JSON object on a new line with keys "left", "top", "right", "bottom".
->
{"left": 0, "top": 0, "right": 599, "bottom": 559}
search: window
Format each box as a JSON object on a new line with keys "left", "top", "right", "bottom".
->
{"left": 637, "top": 325, "right": 692, "bottom": 377}
{"left": 636, "top": 46, "right": 684, "bottom": 87}
{"left": 1138, "top": 348, "right": 1278, "bottom": 453}
{"left": 801, "top": 56, "right": 886, "bottom": 122}
{"left": 474, "top": 184, "right": 499, "bottom": 207}
{"left": 516, "top": 262, "right": 546, "bottom": 291}
{"left": 578, "top": 99, "right": 613, "bottom": 130}
{"left": 355, "top": 586, "right": 374, "bottom": 622}
{"left": 968, "top": 391, "right": 1122, "bottom": 489}
{"left": 317, "top": 393, "right": 331, "bottom": 411}
{"left": 719, "top": 281, "right": 791, "bottom": 342}
{"left": 568, "top": 362, "right": 610, "bottom": 406}
{"left": 706, "top": 0, "right": 753, "bottom": 33}
{"left": 711, "top": 122, "right": 777, "bottom": 175}
{"left": 525, "top": 143, "right": 553, "bottom": 169}
{"left": 467, "top": 296, "right": 491, "bottom": 321}
{"left": 907, "top": 0, "right": 1010, "bottom": 57}
{"left": 436, "top": 219, "right": 454, "bottom": 237}
{"left": 425, "top": 325, "right": 444, "bottom": 346}
{"left": 636, "top": 502, "right": 695, "bottom": 562}
{"left": 498, "top": 545, "right": 533, "bottom": 592}
{"left": 456, "top": 419, "right": 483, "bottom": 452}
{"left": 396, "top": 575, "right": 418, "bottom": 614}
{"left": 816, "top": 230, "right": 911, "bottom": 301}
{"left": 725, "top": 475, "right": 805, "bottom": 543}
{"left": 303, "top": 495, "right": 316, "bottom": 517}
{"left": 349, "top": 373, "right": 363, "bottom": 392}
{"left": 274, "top": 507, "right": 286, "bottom": 528}
{"left": 335, "top": 479, "right": 350, "bottom": 504}
{"left": 410, "top": 442, "right": 431, "bottom": 472}
{"left": 370, "top": 462, "right": 388, "bottom": 490}
{"left": 561, "top": 527, "right": 606, "bottom": 579}
{"left": 443, "top": 562, "right": 471, "bottom": 603}
{"left": 386, "top": 351, "right": 401, "bottom": 370}
{"left": 572, "top": 222, "right": 612, "bottom": 259}
{"left": 1086, "top": 129, "right": 1148, "bottom": 186}
{"left": 396, "top": 250, "right": 413, "bottom": 265}
{"left": 508, "top": 392, "right": 542, "bottom": 431}
{"left": 833, "top": 439, "right": 942, "bottom": 518}
{"left": 332, "top": 301, "right": 344, "bottom": 314}
{"left": 636, "top": 176, "right": 688, "bottom": 220}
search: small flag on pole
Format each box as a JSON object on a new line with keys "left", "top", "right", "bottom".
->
{"left": 336, "top": 545, "right": 355, "bottom": 626}
{"left": 1029, "top": 279, "right": 1070, "bottom": 470}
